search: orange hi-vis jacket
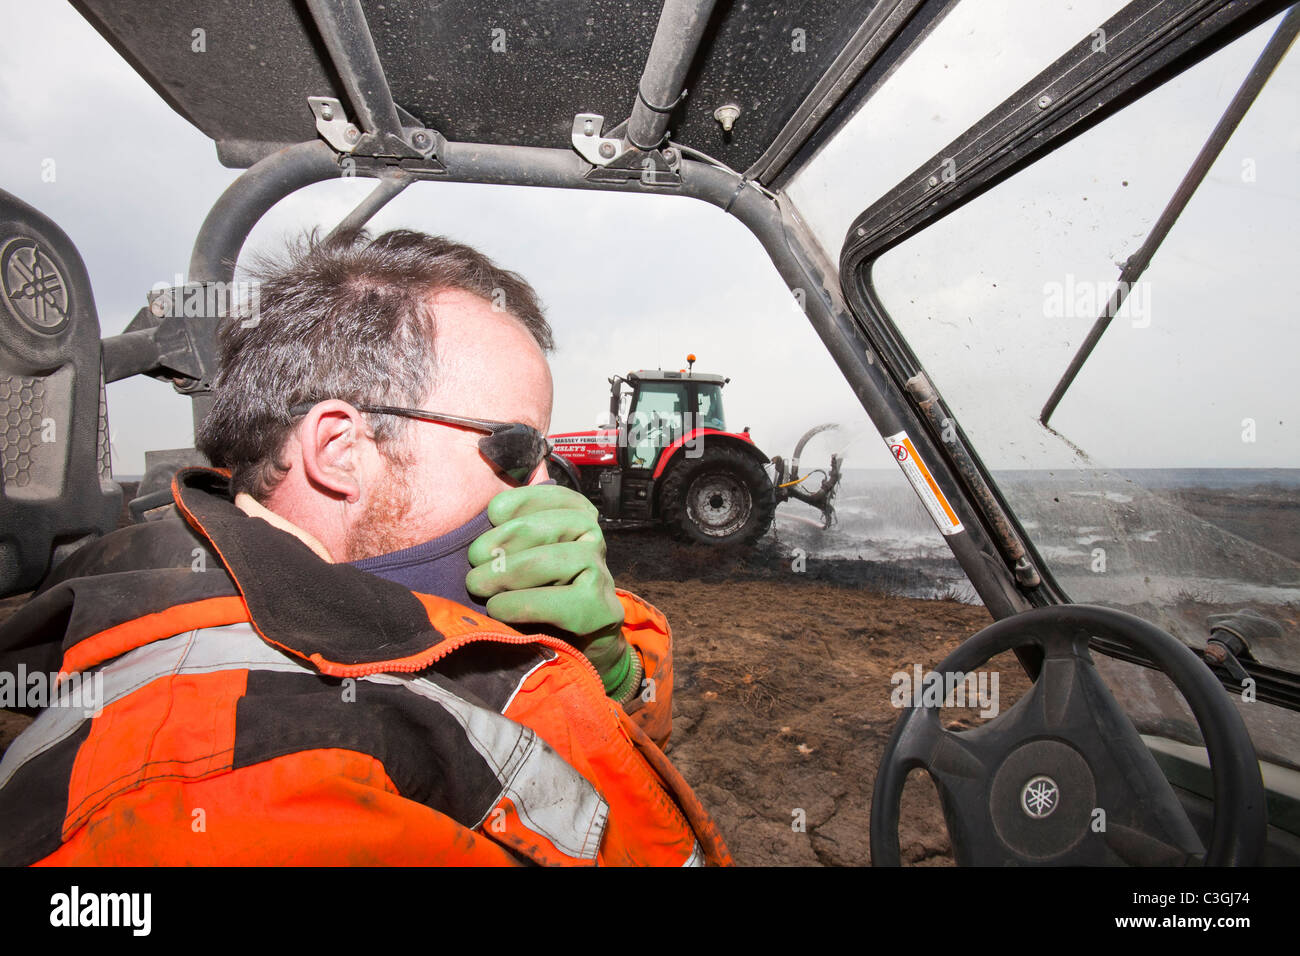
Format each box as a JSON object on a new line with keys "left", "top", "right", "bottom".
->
{"left": 0, "top": 468, "right": 732, "bottom": 866}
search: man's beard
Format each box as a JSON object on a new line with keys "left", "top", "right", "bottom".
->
{"left": 342, "top": 462, "right": 419, "bottom": 561}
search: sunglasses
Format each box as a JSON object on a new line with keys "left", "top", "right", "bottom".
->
{"left": 289, "top": 402, "right": 551, "bottom": 484}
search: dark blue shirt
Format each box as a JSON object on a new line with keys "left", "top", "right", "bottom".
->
{"left": 347, "top": 508, "right": 492, "bottom": 612}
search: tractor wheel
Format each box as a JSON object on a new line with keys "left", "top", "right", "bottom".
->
{"left": 659, "top": 446, "right": 775, "bottom": 546}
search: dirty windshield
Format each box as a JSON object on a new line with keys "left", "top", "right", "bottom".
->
{"left": 789, "top": 2, "right": 1299, "bottom": 674}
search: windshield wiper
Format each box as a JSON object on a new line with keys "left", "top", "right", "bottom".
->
{"left": 1040, "top": 6, "right": 1300, "bottom": 425}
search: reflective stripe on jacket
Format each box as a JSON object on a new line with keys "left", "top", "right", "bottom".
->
{"left": 0, "top": 467, "right": 732, "bottom": 866}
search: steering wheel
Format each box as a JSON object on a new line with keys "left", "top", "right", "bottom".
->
{"left": 871, "top": 604, "right": 1266, "bottom": 865}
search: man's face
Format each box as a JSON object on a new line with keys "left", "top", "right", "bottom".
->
{"left": 344, "top": 288, "right": 553, "bottom": 560}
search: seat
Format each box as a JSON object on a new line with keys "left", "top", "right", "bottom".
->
{"left": 0, "top": 188, "right": 122, "bottom": 597}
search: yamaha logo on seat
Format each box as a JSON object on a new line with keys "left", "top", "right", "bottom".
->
{"left": 1, "top": 236, "right": 70, "bottom": 335}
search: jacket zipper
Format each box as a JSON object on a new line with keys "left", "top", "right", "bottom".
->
{"left": 310, "top": 629, "right": 609, "bottom": 688}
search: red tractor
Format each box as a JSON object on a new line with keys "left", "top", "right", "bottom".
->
{"left": 547, "top": 356, "right": 842, "bottom": 546}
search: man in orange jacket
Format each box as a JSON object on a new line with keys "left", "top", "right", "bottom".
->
{"left": 0, "top": 229, "right": 730, "bottom": 866}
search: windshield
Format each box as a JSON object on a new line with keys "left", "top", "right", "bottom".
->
{"left": 865, "top": 15, "right": 1299, "bottom": 668}
{"left": 629, "top": 382, "right": 688, "bottom": 466}
{"left": 786, "top": 5, "right": 1298, "bottom": 685}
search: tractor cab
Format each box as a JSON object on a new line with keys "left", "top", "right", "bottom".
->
{"left": 617, "top": 367, "right": 729, "bottom": 469}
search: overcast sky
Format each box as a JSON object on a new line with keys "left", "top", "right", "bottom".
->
{"left": 1, "top": 0, "right": 1295, "bottom": 477}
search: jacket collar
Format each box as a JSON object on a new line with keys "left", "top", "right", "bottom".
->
{"left": 171, "top": 467, "right": 507, "bottom": 676}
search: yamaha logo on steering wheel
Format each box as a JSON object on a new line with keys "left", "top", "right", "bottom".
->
{"left": 1020, "top": 775, "right": 1060, "bottom": 819}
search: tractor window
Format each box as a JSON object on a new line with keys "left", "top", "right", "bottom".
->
{"left": 628, "top": 383, "right": 687, "bottom": 467}
{"left": 696, "top": 385, "right": 725, "bottom": 431}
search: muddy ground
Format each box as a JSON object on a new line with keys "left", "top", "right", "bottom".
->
{"left": 1167, "top": 484, "right": 1300, "bottom": 565}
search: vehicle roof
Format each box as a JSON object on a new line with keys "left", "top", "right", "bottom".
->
{"left": 628, "top": 369, "right": 726, "bottom": 385}
{"left": 70, "top": 0, "right": 957, "bottom": 185}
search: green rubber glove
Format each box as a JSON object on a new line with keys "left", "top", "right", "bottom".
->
{"left": 466, "top": 485, "right": 640, "bottom": 701}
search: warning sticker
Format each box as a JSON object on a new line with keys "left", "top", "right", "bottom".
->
{"left": 884, "top": 430, "right": 964, "bottom": 536}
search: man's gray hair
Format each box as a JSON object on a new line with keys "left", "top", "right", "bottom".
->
{"left": 196, "top": 228, "right": 553, "bottom": 500}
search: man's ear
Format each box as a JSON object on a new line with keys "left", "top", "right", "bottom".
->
{"left": 295, "top": 401, "right": 373, "bottom": 502}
